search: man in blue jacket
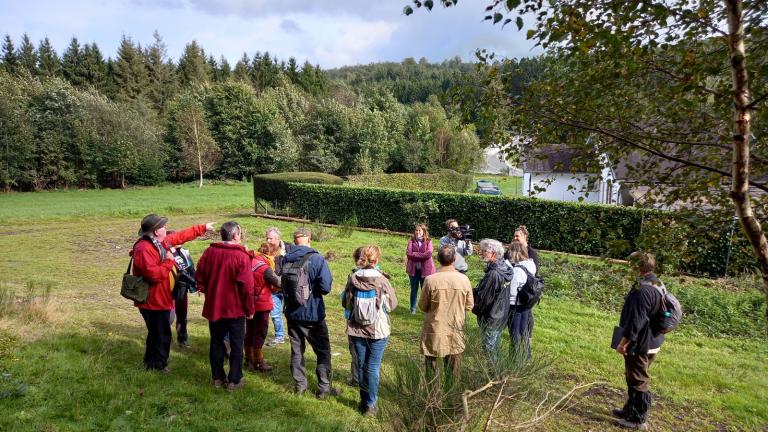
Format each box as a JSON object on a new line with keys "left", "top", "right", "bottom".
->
{"left": 283, "top": 227, "right": 338, "bottom": 398}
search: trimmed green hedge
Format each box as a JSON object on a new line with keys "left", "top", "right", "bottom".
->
{"left": 346, "top": 171, "right": 473, "bottom": 193}
{"left": 253, "top": 172, "right": 343, "bottom": 203}
{"left": 254, "top": 181, "right": 752, "bottom": 276}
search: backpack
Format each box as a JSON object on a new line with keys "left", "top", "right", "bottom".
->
{"left": 647, "top": 281, "right": 682, "bottom": 334}
{"left": 281, "top": 252, "right": 315, "bottom": 306}
{"left": 350, "top": 287, "right": 380, "bottom": 326}
{"left": 514, "top": 265, "right": 544, "bottom": 309}
{"left": 171, "top": 247, "right": 196, "bottom": 301}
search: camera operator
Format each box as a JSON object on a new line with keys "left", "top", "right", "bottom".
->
{"left": 438, "top": 219, "right": 473, "bottom": 274}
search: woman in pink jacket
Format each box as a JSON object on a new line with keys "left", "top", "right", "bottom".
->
{"left": 405, "top": 223, "right": 436, "bottom": 314}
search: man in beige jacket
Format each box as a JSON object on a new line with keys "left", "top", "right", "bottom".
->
{"left": 418, "top": 244, "right": 474, "bottom": 378}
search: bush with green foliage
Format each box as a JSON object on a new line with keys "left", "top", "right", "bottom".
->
{"left": 346, "top": 171, "right": 472, "bottom": 193}
{"left": 254, "top": 180, "right": 753, "bottom": 276}
{"left": 252, "top": 172, "right": 344, "bottom": 203}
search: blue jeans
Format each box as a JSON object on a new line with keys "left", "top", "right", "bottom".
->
{"left": 351, "top": 336, "right": 389, "bottom": 408}
{"left": 408, "top": 270, "right": 424, "bottom": 311}
{"left": 508, "top": 306, "right": 532, "bottom": 359}
{"left": 270, "top": 293, "right": 285, "bottom": 340}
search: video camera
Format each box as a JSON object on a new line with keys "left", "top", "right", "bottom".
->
{"left": 450, "top": 224, "right": 475, "bottom": 240}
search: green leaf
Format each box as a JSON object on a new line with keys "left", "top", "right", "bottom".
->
{"left": 516, "top": 16, "right": 524, "bottom": 30}
{"left": 424, "top": 0, "right": 434, "bottom": 10}
{"left": 493, "top": 12, "right": 504, "bottom": 24}
{"left": 526, "top": 29, "right": 536, "bottom": 39}
{"left": 403, "top": 5, "right": 414, "bottom": 15}
{"left": 506, "top": 0, "right": 521, "bottom": 10}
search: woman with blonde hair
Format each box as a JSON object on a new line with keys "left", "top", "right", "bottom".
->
{"left": 343, "top": 245, "right": 398, "bottom": 416}
{"left": 405, "top": 223, "right": 435, "bottom": 314}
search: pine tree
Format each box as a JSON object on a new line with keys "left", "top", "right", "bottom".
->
{"left": 233, "top": 53, "right": 250, "bottom": 82}
{"left": 36, "top": 37, "right": 61, "bottom": 78}
{"left": 16, "top": 33, "right": 37, "bottom": 76}
{"left": 286, "top": 57, "right": 299, "bottom": 83}
{"left": 112, "top": 35, "right": 147, "bottom": 102}
{"left": 144, "top": 31, "right": 177, "bottom": 116}
{"left": 177, "top": 41, "right": 209, "bottom": 87}
{"left": 1, "top": 35, "right": 19, "bottom": 74}
{"left": 81, "top": 43, "right": 107, "bottom": 91}
{"left": 62, "top": 37, "right": 86, "bottom": 87}
{"left": 218, "top": 55, "right": 232, "bottom": 82}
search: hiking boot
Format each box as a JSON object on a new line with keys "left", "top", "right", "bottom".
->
{"left": 612, "top": 407, "right": 630, "bottom": 418}
{"left": 345, "top": 375, "right": 359, "bottom": 387}
{"left": 616, "top": 418, "right": 648, "bottom": 430}
{"left": 315, "top": 387, "right": 341, "bottom": 400}
{"left": 212, "top": 379, "right": 226, "bottom": 389}
{"left": 362, "top": 404, "right": 379, "bottom": 417}
{"left": 265, "top": 338, "right": 285, "bottom": 347}
{"left": 226, "top": 380, "right": 245, "bottom": 391}
{"left": 253, "top": 348, "right": 273, "bottom": 372}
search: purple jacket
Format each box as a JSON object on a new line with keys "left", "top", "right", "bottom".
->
{"left": 406, "top": 238, "right": 436, "bottom": 277}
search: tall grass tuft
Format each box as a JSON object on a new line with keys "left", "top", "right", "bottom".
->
{"left": 0, "top": 279, "right": 54, "bottom": 323}
{"left": 380, "top": 325, "right": 551, "bottom": 431}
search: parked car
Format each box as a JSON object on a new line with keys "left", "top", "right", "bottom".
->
{"left": 475, "top": 180, "right": 501, "bottom": 195}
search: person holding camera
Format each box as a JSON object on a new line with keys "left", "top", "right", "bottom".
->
{"left": 438, "top": 219, "right": 473, "bottom": 274}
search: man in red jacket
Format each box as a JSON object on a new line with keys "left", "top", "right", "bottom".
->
{"left": 132, "top": 214, "right": 214, "bottom": 372}
{"left": 196, "top": 221, "right": 255, "bottom": 390}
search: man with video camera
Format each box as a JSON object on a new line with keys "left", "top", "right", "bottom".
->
{"left": 438, "top": 219, "right": 473, "bottom": 274}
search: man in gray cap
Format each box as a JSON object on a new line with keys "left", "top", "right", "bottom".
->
{"left": 131, "top": 214, "right": 214, "bottom": 372}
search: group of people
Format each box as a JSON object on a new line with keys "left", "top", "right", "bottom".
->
{"left": 130, "top": 214, "right": 664, "bottom": 429}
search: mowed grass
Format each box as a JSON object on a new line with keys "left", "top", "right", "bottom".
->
{"left": 0, "top": 185, "right": 766, "bottom": 431}
{"left": 0, "top": 181, "right": 255, "bottom": 223}
{"left": 470, "top": 174, "right": 522, "bottom": 196}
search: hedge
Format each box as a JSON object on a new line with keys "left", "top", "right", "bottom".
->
{"left": 346, "top": 171, "right": 473, "bottom": 193}
{"left": 253, "top": 172, "right": 343, "bottom": 203}
{"left": 254, "top": 180, "right": 754, "bottom": 276}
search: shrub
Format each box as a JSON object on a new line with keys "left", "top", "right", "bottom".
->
{"left": 253, "top": 180, "right": 754, "bottom": 276}
{"left": 252, "top": 172, "right": 344, "bottom": 203}
{"left": 346, "top": 171, "right": 472, "bottom": 193}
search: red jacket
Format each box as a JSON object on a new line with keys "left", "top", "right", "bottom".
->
{"left": 131, "top": 224, "right": 207, "bottom": 311}
{"left": 251, "top": 253, "right": 275, "bottom": 312}
{"left": 196, "top": 242, "right": 255, "bottom": 321}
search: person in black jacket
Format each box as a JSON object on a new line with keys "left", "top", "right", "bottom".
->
{"left": 472, "top": 239, "right": 514, "bottom": 357}
{"left": 614, "top": 251, "right": 665, "bottom": 430}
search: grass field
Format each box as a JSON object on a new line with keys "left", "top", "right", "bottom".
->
{"left": 0, "top": 184, "right": 765, "bottom": 431}
{"left": 470, "top": 174, "right": 522, "bottom": 196}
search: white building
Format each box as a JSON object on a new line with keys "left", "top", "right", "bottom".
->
{"left": 521, "top": 145, "right": 619, "bottom": 204}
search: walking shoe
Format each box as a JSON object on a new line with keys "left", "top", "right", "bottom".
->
{"left": 177, "top": 341, "right": 190, "bottom": 349}
{"left": 226, "top": 380, "right": 245, "bottom": 391}
{"left": 616, "top": 418, "right": 648, "bottom": 430}
{"left": 362, "top": 404, "right": 379, "bottom": 417}
{"left": 345, "top": 375, "right": 359, "bottom": 387}
{"left": 212, "top": 379, "right": 226, "bottom": 389}
{"left": 612, "top": 407, "right": 630, "bottom": 418}
{"left": 265, "top": 338, "right": 285, "bottom": 347}
{"left": 410, "top": 308, "right": 417, "bottom": 315}
{"left": 315, "top": 387, "right": 341, "bottom": 400}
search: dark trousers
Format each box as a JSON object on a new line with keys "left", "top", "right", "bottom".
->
{"left": 139, "top": 309, "right": 172, "bottom": 370}
{"left": 508, "top": 306, "right": 532, "bottom": 358}
{"left": 169, "top": 291, "right": 188, "bottom": 344}
{"left": 245, "top": 311, "right": 270, "bottom": 349}
{"left": 348, "top": 335, "right": 359, "bottom": 385}
{"left": 287, "top": 319, "right": 332, "bottom": 393}
{"left": 408, "top": 269, "right": 424, "bottom": 311}
{"left": 425, "top": 354, "right": 462, "bottom": 380}
{"left": 624, "top": 353, "right": 656, "bottom": 422}
{"left": 209, "top": 317, "right": 246, "bottom": 384}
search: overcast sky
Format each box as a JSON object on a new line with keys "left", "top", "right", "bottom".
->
{"left": 1, "top": 0, "right": 541, "bottom": 69}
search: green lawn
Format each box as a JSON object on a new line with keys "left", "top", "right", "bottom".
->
{"left": 0, "top": 185, "right": 765, "bottom": 431}
{"left": 470, "top": 174, "right": 522, "bottom": 196}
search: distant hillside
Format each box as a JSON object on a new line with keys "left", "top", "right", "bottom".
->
{"left": 327, "top": 57, "right": 477, "bottom": 104}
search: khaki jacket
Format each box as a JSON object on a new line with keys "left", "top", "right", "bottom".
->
{"left": 418, "top": 268, "right": 474, "bottom": 357}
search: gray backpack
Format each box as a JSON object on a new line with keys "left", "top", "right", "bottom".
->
{"left": 281, "top": 252, "right": 315, "bottom": 306}
{"left": 648, "top": 281, "right": 682, "bottom": 334}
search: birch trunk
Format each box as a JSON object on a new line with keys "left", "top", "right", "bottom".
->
{"left": 725, "top": 0, "right": 768, "bottom": 322}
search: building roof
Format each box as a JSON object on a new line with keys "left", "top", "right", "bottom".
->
{"left": 522, "top": 144, "right": 602, "bottom": 174}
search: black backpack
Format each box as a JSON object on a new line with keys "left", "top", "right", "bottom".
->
{"left": 281, "top": 252, "right": 315, "bottom": 307}
{"left": 514, "top": 265, "right": 544, "bottom": 309}
{"left": 171, "top": 247, "right": 196, "bottom": 301}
